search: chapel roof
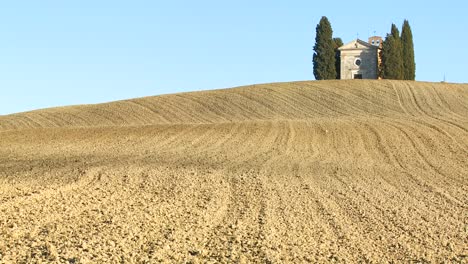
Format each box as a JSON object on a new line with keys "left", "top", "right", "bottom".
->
{"left": 338, "top": 39, "right": 379, "bottom": 51}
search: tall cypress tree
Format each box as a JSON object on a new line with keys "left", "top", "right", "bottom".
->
{"left": 313, "top": 17, "right": 336, "bottom": 80}
{"left": 381, "top": 34, "right": 393, "bottom": 79}
{"left": 333, "top": 37, "right": 343, "bottom": 79}
{"left": 391, "top": 24, "right": 400, "bottom": 40}
{"left": 382, "top": 24, "right": 404, "bottom": 79}
{"left": 392, "top": 24, "right": 404, "bottom": 80}
{"left": 401, "top": 20, "right": 416, "bottom": 80}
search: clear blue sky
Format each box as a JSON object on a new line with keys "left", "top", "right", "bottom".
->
{"left": 1, "top": 0, "right": 467, "bottom": 115}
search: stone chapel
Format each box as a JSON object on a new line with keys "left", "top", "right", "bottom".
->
{"left": 339, "top": 36, "right": 382, "bottom": 79}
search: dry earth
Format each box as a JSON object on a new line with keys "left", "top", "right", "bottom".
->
{"left": 0, "top": 80, "right": 467, "bottom": 263}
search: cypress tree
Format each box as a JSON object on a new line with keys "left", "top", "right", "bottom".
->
{"left": 391, "top": 24, "right": 400, "bottom": 40}
{"left": 392, "top": 24, "right": 404, "bottom": 80}
{"left": 381, "top": 34, "right": 392, "bottom": 79}
{"left": 382, "top": 24, "right": 404, "bottom": 79}
{"left": 313, "top": 16, "right": 336, "bottom": 80}
{"left": 333, "top": 38, "right": 343, "bottom": 79}
{"left": 401, "top": 20, "right": 416, "bottom": 80}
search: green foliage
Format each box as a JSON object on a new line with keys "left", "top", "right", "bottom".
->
{"left": 313, "top": 17, "right": 336, "bottom": 80}
{"left": 333, "top": 38, "right": 343, "bottom": 79}
{"left": 382, "top": 24, "right": 404, "bottom": 80}
{"left": 391, "top": 24, "right": 400, "bottom": 39}
{"left": 401, "top": 20, "right": 416, "bottom": 80}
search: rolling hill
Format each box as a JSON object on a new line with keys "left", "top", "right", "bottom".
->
{"left": 0, "top": 80, "right": 467, "bottom": 262}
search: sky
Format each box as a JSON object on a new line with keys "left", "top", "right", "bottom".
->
{"left": 1, "top": 0, "right": 467, "bottom": 115}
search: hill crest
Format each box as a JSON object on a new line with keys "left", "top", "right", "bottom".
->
{"left": 1, "top": 80, "right": 467, "bottom": 130}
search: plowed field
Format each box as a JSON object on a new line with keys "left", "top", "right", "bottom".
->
{"left": 0, "top": 80, "right": 467, "bottom": 262}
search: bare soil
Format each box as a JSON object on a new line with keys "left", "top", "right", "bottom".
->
{"left": 0, "top": 80, "right": 467, "bottom": 263}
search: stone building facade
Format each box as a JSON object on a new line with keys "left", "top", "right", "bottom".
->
{"left": 339, "top": 38, "right": 381, "bottom": 80}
